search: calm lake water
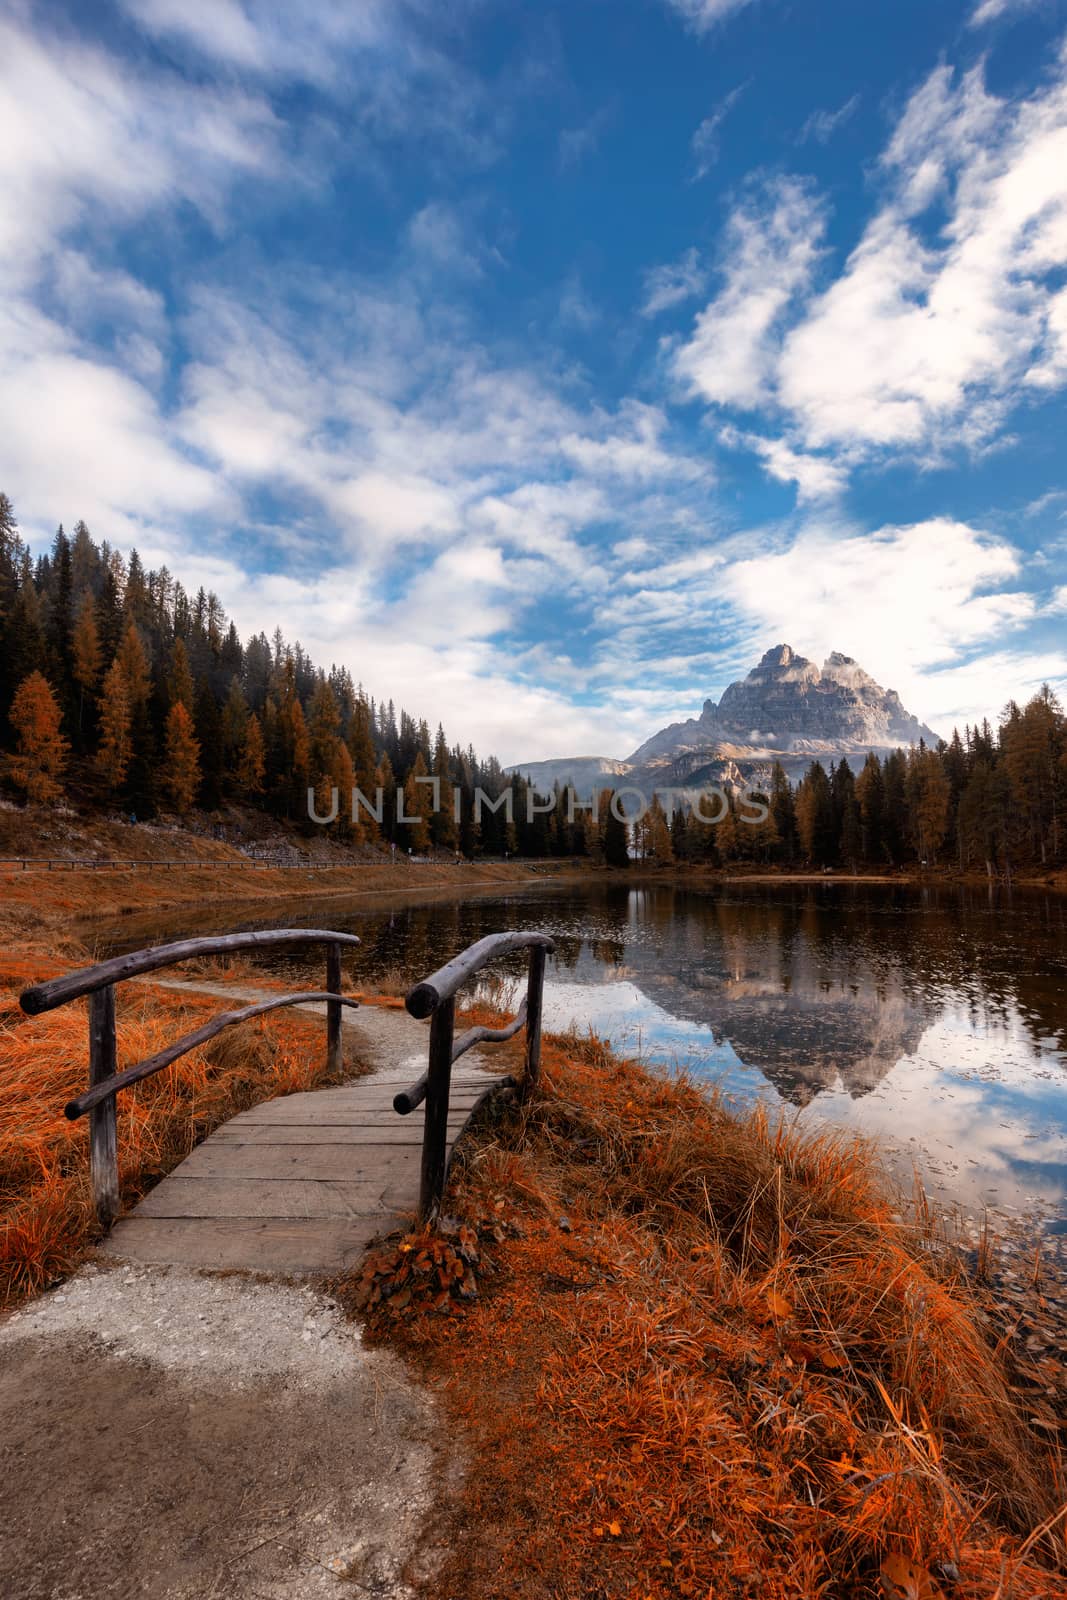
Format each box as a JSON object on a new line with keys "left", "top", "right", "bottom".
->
{"left": 91, "top": 880, "right": 1067, "bottom": 1230}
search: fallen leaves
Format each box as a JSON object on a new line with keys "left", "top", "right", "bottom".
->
{"left": 879, "top": 1552, "right": 946, "bottom": 1599}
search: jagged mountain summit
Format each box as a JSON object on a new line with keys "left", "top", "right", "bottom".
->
{"left": 512, "top": 645, "right": 941, "bottom": 797}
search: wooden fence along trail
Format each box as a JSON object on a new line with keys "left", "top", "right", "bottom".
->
{"left": 18, "top": 927, "right": 554, "bottom": 1275}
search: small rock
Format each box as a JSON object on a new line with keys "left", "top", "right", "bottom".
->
{"left": 558, "top": 1216, "right": 572, "bottom": 1234}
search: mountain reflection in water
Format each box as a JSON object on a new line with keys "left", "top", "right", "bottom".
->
{"left": 90, "top": 879, "right": 1067, "bottom": 1225}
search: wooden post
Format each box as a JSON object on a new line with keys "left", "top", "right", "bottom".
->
{"left": 325, "top": 941, "right": 343, "bottom": 1075}
{"left": 522, "top": 944, "right": 547, "bottom": 1100}
{"left": 88, "top": 985, "right": 120, "bottom": 1228}
{"left": 419, "top": 996, "right": 455, "bottom": 1225}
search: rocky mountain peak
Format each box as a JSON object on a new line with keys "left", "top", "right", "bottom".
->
{"left": 511, "top": 644, "right": 941, "bottom": 800}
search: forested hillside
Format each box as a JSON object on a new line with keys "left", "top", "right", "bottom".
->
{"left": 0, "top": 492, "right": 529, "bottom": 855}
{"left": 2, "top": 492, "right": 1064, "bottom": 875}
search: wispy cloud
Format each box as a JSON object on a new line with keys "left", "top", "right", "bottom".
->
{"left": 558, "top": 106, "right": 612, "bottom": 169}
{"left": 719, "top": 426, "right": 847, "bottom": 502}
{"left": 641, "top": 247, "right": 708, "bottom": 317}
{"left": 969, "top": 0, "right": 1042, "bottom": 26}
{"left": 690, "top": 83, "right": 747, "bottom": 178}
{"left": 664, "top": 0, "right": 758, "bottom": 33}
{"left": 777, "top": 53, "right": 1067, "bottom": 458}
{"left": 799, "top": 93, "right": 860, "bottom": 144}
{"left": 672, "top": 176, "right": 825, "bottom": 409}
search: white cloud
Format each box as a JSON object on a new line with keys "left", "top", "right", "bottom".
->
{"left": 799, "top": 94, "right": 860, "bottom": 145}
{"left": 717, "top": 518, "right": 1048, "bottom": 725}
{"left": 672, "top": 177, "right": 825, "bottom": 408}
{"left": 558, "top": 106, "right": 612, "bottom": 169}
{"left": 777, "top": 54, "right": 1067, "bottom": 457}
{"left": 406, "top": 203, "right": 484, "bottom": 277}
{"left": 664, "top": 0, "right": 757, "bottom": 32}
{"left": 720, "top": 426, "right": 847, "bottom": 501}
{"left": 969, "top": 0, "right": 1042, "bottom": 26}
{"left": 641, "top": 248, "right": 708, "bottom": 316}
{"left": 0, "top": 15, "right": 280, "bottom": 290}
{"left": 690, "top": 84, "right": 746, "bottom": 179}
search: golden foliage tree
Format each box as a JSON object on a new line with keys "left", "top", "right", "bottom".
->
{"left": 237, "top": 710, "right": 266, "bottom": 796}
{"left": 117, "top": 623, "right": 150, "bottom": 710}
{"left": 163, "top": 701, "right": 201, "bottom": 814}
{"left": 401, "top": 749, "right": 432, "bottom": 851}
{"left": 96, "top": 660, "right": 133, "bottom": 792}
{"left": 7, "top": 671, "right": 68, "bottom": 803}
{"left": 70, "top": 597, "right": 102, "bottom": 733}
{"left": 167, "top": 638, "right": 195, "bottom": 713}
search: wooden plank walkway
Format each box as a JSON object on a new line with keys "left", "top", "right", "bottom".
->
{"left": 106, "top": 996, "right": 502, "bottom": 1275}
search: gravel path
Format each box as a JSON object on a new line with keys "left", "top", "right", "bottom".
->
{"left": 0, "top": 994, "right": 463, "bottom": 1600}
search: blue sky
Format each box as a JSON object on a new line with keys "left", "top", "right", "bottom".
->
{"left": 2, "top": 0, "right": 1066, "bottom": 763}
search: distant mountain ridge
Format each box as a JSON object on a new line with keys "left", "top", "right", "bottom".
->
{"left": 511, "top": 644, "right": 941, "bottom": 798}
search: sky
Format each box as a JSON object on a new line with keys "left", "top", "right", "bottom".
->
{"left": 2, "top": 0, "right": 1067, "bottom": 764}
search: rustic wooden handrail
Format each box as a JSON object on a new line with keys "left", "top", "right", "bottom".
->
{"left": 64, "top": 992, "right": 361, "bottom": 1119}
{"left": 18, "top": 929, "right": 361, "bottom": 1228}
{"left": 399, "top": 931, "right": 554, "bottom": 1223}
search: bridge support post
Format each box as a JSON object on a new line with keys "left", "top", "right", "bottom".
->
{"left": 419, "top": 996, "right": 455, "bottom": 1225}
{"left": 522, "top": 944, "right": 547, "bottom": 1100}
{"left": 325, "top": 942, "right": 343, "bottom": 1075}
{"left": 88, "top": 985, "right": 120, "bottom": 1228}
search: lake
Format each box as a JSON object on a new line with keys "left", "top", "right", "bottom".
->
{"left": 90, "top": 878, "right": 1067, "bottom": 1232}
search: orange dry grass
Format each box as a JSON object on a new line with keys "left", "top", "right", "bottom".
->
{"left": 0, "top": 972, "right": 359, "bottom": 1306}
{"left": 361, "top": 1028, "right": 1065, "bottom": 1600}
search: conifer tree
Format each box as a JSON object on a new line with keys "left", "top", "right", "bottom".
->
{"left": 7, "top": 671, "right": 68, "bottom": 803}
{"left": 401, "top": 750, "right": 433, "bottom": 851}
{"left": 97, "top": 660, "right": 133, "bottom": 794}
{"left": 71, "top": 595, "right": 102, "bottom": 741}
{"left": 237, "top": 711, "right": 266, "bottom": 797}
{"left": 601, "top": 790, "right": 630, "bottom": 867}
{"left": 163, "top": 702, "right": 201, "bottom": 814}
{"left": 167, "top": 639, "right": 195, "bottom": 713}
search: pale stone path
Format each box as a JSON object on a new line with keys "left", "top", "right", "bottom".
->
{"left": 108, "top": 983, "right": 499, "bottom": 1274}
{"left": 1, "top": 986, "right": 489, "bottom": 1599}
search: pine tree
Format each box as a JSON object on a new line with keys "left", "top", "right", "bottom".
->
{"left": 601, "top": 790, "right": 630, "bottom": 867}
{"left": 795, "top": 762, "right": 833, "bottom": 864}
{"left": 163, "top": 702, "right": 201, "bottom": 814}
{"left": 117, "top": 623, "right": 150, "bottom": 709}
{"left": 7, "top": 672, "right": 68, "bottom": 803}
{"left": 71, "top": 595, "right": 102, "bottom": 742}
{"left": 237, "top": 712, "right": 266, "bottom": 797}
{"left": 401, "top": 750, "right": 433, "bottom": 851}
{"left": 97, "top": 660, "right": 133, "bottom": 794}
{"left": 431, "top": 724, "right": 458, "bottom": 851}
{"left": 855, "top": 753, "right": 885, "bottom": 864}
{"left": 194, "top": 679, "right": 224, "bottom": 809}
{"left": 769, "top": 762, "right": 796, "bottom": 861}
{"left": 167, "top": 639, "right": 195, "bottom": 713}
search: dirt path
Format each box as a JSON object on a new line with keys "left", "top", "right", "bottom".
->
{"left": 0, "top": 996, "right": 463, "bottom": 1600}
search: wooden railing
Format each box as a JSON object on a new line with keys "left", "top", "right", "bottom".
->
{"left": 18, "top": 930, "right": 361, "bottom": 1228}
{"left": 395, "top": 931, "right": 555, "bottom": 1223}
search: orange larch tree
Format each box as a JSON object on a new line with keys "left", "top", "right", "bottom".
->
{"left": 163, "top": 701, "right": 201, "bottom": 814}
{"left": 7, "top": 671, "right": 69, "bottom": 804}
{"left": 96, "top": 659, "right": 133, "bottom": 792}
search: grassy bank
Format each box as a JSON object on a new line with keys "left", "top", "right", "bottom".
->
{"left": 0, "top": 945, "right": 371, "bottom": 1305}
{"left": 342, "top": 1021, "right": 1067, "bottom": 1600}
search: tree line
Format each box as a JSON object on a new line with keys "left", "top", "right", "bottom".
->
{"left": 662, "top": 694, "right": 1065, "bottom": 876}
{"left": 2, "top": 492, "right": 1063, "bottom": 873}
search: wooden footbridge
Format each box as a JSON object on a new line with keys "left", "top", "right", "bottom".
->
{"left": 19, "top": 928, "right": 554, "bottom": 1275}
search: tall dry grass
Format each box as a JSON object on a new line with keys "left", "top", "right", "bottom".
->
{"left": 0, "top": 960, "right": 361, "bottom": 1305}
{"left": 361, "top": 1019, "right": 1065, "bottom": 1600}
